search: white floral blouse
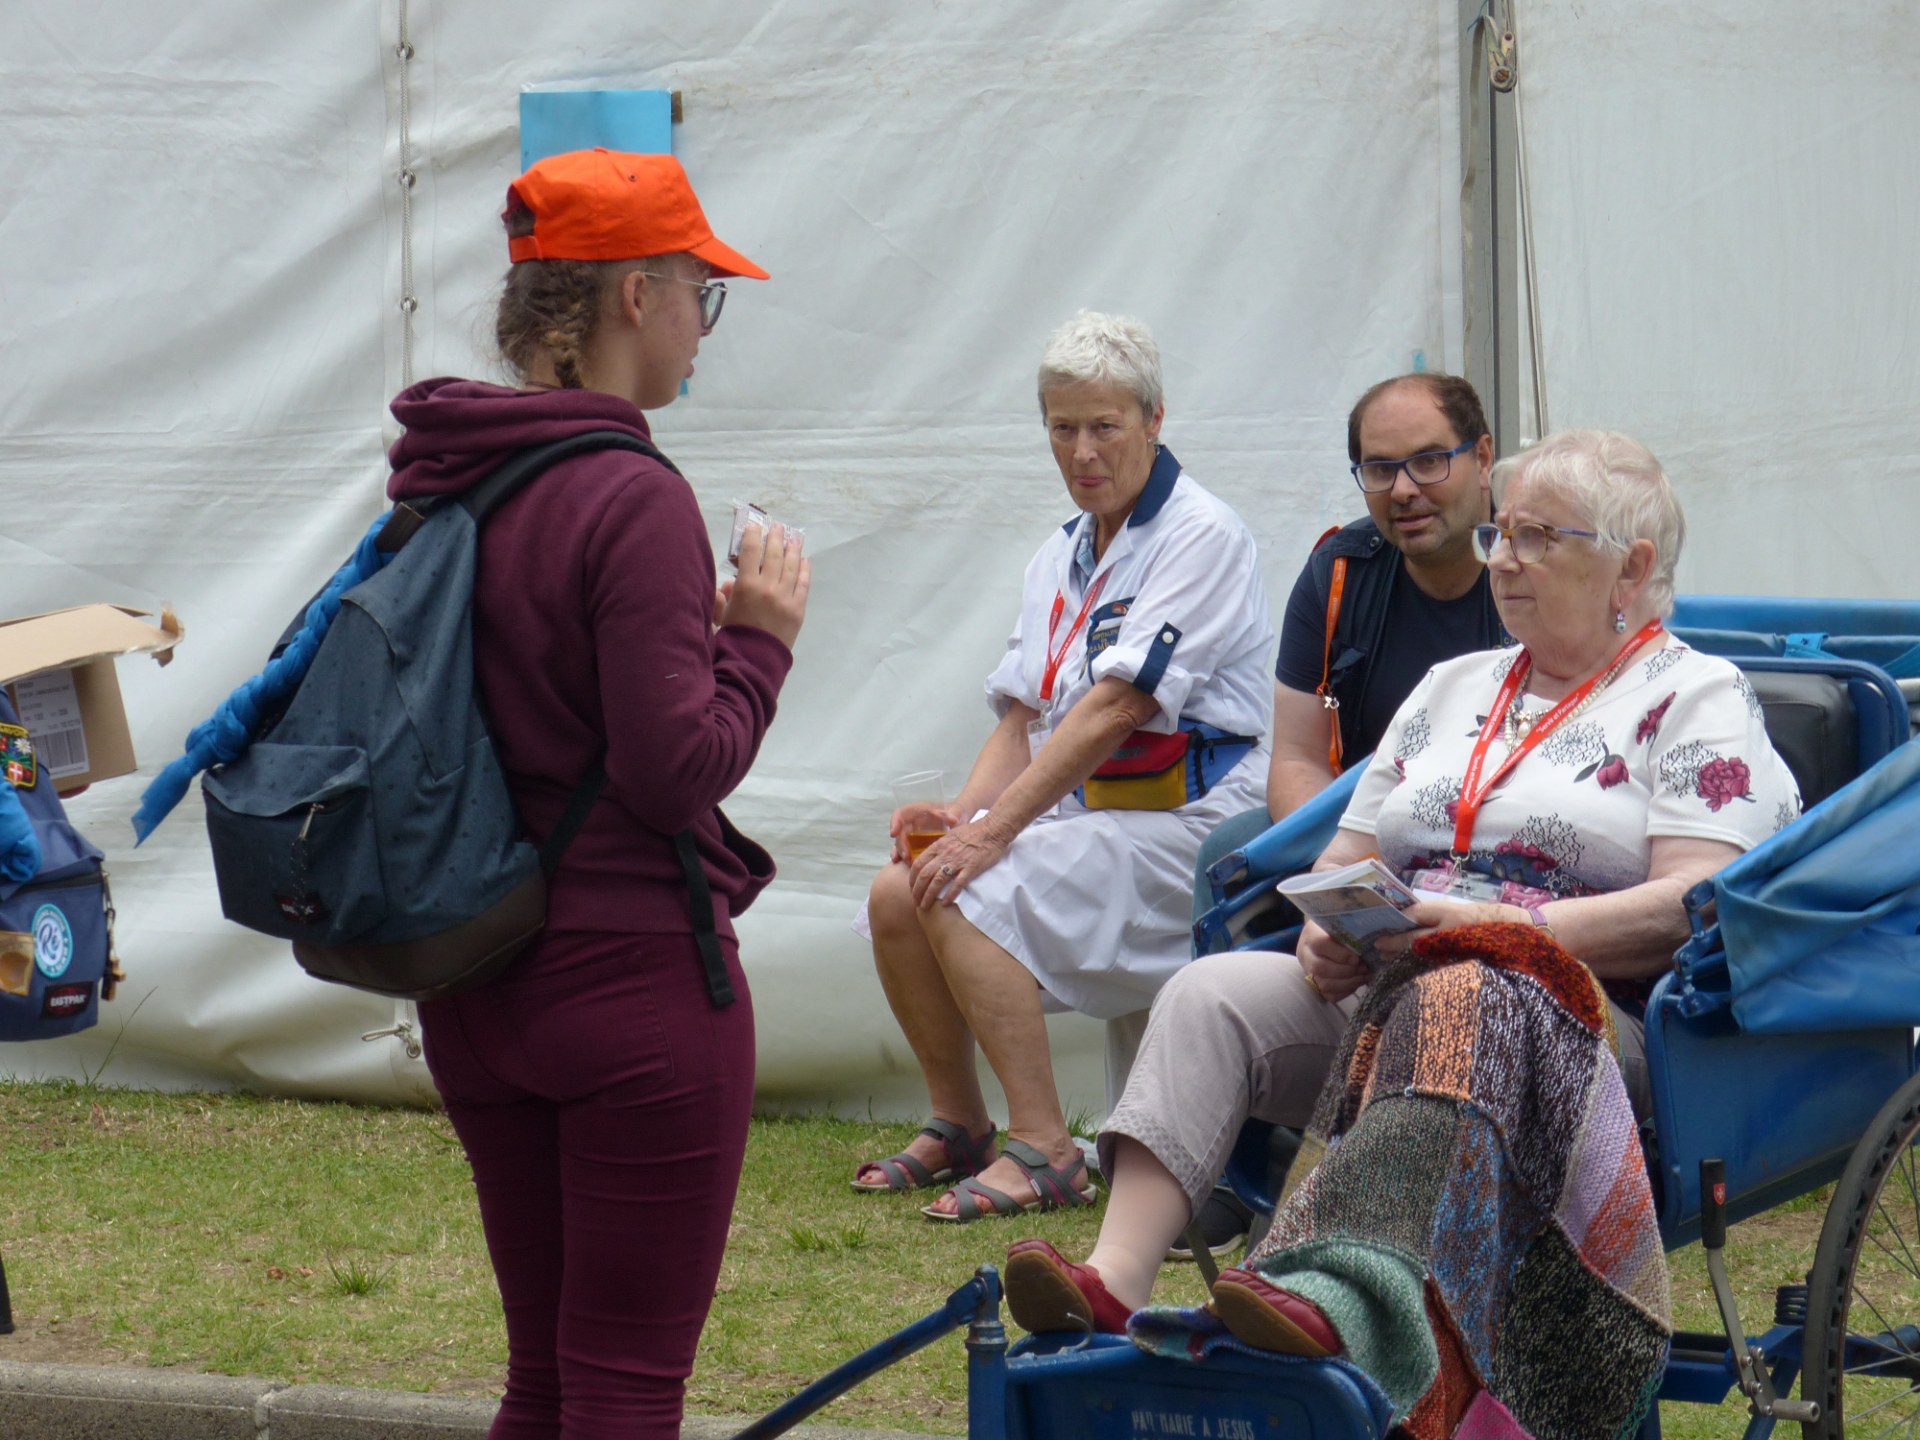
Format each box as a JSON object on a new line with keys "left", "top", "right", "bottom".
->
{"left": 1339, "top": 635, "right": 1801, "bottom": 1004}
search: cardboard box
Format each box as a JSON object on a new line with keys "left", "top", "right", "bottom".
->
{"left": 0, "top": 605, "right": 185, "bottom": 794}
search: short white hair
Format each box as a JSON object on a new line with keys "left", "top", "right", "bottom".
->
{"left": 1036, "top": 310, "right": 1163, "bottom": 420}
{"left": 1490, "top": 429, "right": 1686, "bottom": 616}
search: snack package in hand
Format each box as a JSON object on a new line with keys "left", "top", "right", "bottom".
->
{"left": 727, "top": 500, "right": 805, "bottom": 569}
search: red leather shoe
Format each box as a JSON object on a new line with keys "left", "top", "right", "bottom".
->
{"left": 1004, "top": 1239, "right": 1133, "bottom": 1336}
{"left": 1209, "top": 1266, "right": 1342, "bottom": 1357}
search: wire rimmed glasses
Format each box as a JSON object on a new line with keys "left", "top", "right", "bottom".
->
{"left": 1472, "top": 521, "right": 1604, "bottom": 565}
{"left": 645, "top": 271, "right": 728, "bottom": 333}
{"left": 1350, "top": 438, "right": 1476, "bottom": 494}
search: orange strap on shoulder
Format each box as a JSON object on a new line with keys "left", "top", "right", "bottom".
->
{"left": 1314, "top": 556, "right": 1348, "bottom": 776}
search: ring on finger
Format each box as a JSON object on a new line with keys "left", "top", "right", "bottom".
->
{"left": 938, "top": 863, "right": 957, "bottom": 878}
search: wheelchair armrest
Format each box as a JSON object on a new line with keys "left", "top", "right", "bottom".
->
{"left": 1194, "top": 765, "right": 1369, "bottom": 954}
{"left": 1193, "top": 870, "right": 1287, "bottom": 955}
{"left": 1234, "top": 764, "right": 1367, "bottom": 877}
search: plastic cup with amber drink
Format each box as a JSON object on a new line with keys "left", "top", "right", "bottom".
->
{"left": 891, "top": 770, "right": 950, "bottom": 862}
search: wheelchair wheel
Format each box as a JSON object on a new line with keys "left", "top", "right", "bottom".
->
{"left": 1802, "top": 1067, "right": 1920, "bottom": 1440}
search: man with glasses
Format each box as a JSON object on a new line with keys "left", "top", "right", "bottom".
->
{"left": 1267, "top": 372, "right": 1505, "bottom": 816}
{"left": 1175, "top": 373, "right": 1504, "bottom": 1262}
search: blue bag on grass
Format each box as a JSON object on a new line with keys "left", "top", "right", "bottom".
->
{"left": 0, "top": 690, "right": 116, "bottom": 1042}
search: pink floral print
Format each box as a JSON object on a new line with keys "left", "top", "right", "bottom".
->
{"left": 1696, "top": 755, "right": 1754, "bottom": 811}
{"left": 1636, "top": 692, "right": 1677, "bottom": 745}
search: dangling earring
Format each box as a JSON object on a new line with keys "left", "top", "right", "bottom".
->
{"left": 1614, "top": 609, "right": 1628, "bottom": 634}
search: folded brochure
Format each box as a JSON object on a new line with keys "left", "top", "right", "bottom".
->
{"left": 1276, "top": 857, "right": 1422, "bottom": 958}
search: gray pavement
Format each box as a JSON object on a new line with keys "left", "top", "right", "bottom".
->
{"left": 0, "top": 1360, "right": 933, "bottom": 1440}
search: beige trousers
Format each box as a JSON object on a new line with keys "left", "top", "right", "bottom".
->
{"left": 1098, "top": 949, "right": 1649, "bottom": 1215}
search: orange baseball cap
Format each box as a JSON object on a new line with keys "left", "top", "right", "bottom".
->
{"left": 504, "top": 148, "right": 769, "bottom": 279}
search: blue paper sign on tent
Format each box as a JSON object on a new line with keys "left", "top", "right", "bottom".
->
{"left": 517, "top": 89, "right": 683, "bottom": 391}
{"left": 519, "top": 89, "right": 673, "bottom": 171}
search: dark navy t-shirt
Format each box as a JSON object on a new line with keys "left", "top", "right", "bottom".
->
{"left": 1275, "top": 560, "right": 1495, "bottom": 759}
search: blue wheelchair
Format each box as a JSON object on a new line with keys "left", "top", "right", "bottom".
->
{"left": 743, "top": 598, "right": 1920, "bottom": 1440}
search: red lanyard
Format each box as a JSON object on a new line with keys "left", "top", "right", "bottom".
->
{"left": 1452, "top": 618, "right": 1665, "bottom": 857}
{"left": 1040, "top": 569, "right": 1111, "bottom": 705}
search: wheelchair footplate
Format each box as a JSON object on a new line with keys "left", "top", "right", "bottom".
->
{"left": 1000, "top": 1332, "right": 1390, "bottom": 1440}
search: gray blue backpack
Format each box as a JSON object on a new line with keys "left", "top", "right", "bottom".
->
{"left": 0, "top": 689, "right": 118, "bottom": 1042}
{"left": 198, "top": 432, "right": 733, "bottom": 1005}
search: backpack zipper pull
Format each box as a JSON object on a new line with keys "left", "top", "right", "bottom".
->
{"left": 274, "top": 805, "right": 328, "bottom": 927}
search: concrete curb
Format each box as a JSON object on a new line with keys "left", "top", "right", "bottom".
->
{"left": 0, "top": 1361, "right": 933, "bottom": 1439}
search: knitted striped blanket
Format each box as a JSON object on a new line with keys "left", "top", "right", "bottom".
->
{"left": 1136, "top": 923, "right": 1670, "bottom": 1440}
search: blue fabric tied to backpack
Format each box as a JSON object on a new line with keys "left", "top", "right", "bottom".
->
{"left": 0, "top": 780, "right": 40, "bottom": 884}
{"left": 0, "top": 690, "right": 115, "bottom": 1043}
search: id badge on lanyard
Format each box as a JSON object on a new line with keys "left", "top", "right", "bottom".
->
{"left": 1034, "top": 567, "right": 1110, "bottom": 767}
{"left": 1026, "top": 714, "right": 1051, "bottom": 763}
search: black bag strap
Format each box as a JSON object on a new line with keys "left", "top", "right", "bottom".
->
{"left": 463, "top": 429, "right": 731, "bottom": 1008}
{"left": 542, "top": 782, "right": 733, "bottom": 1009}
{"left": 538, "top": 755, "right": 609, "bottom": 878}
{"left": 673, "top": 829, "right": 737, "bottom": 1008}
{"left": 463, "top": 428, "right": 681, "bottom": 522}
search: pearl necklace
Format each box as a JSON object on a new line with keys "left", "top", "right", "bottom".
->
{"left": 1503, "top": 644, "right": 1642, "bottom": 749}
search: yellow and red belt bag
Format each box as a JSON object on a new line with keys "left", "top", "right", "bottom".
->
{"left": 1079, "top": 723, "right": 1258, "bottom": 811}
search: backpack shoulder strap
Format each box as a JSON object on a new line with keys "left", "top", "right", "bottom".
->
{"left": 463, "top": 429, "right": 681, "bottom": 523}
{"left": 539, "top": 757, "right": 608, "bottom": 878}
{"left": 472, "top": 428, "right": 673, "bottom": 877}
{"left": 672, "top": 829, "right": 736, "bottom": 1007}
{"left": 480, "top": 429, "right": 732, "bottom": 1006}
{"left": 537, "top": 762, "right": 734, "bottom": 1009}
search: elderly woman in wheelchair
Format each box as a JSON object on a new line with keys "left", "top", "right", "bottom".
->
{"left": 1005, "top": 430, "right": 1802, "bottom": 1438}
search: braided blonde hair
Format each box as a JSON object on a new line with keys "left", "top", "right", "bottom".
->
{"left": 494, "top": 198, "right": 644, "bottom": 389}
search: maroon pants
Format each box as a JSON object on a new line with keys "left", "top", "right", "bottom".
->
{"left": 420, "top": 931, "right": 755, "bottom": 1440}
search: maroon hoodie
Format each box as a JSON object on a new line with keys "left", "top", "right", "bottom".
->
{"left": 386, "top": 377, "right": 791, "bottom": 943}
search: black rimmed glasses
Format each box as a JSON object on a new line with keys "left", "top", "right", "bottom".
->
{"left": 647, "top": 271, "right": 728, "bottom": 333}
{"left": 1350, "top": 438, "right": 1476, "bottom": 494}
{"left": 1471, "top": 521, "right": 1604, "bottom": 565}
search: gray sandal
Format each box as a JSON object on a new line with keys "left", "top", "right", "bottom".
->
{"left": 921, "top": 1137, "right": 1097, "bottom": 1222}
{"left": 851, "top": 1117, "right": 997, "bottom": 1193}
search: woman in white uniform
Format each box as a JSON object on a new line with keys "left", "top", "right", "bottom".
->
{"left": 856, "top": 310, "right": 1273, "bottom": 1222}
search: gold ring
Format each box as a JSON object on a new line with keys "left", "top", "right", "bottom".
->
{"left": 1303, "top": 970, "right": 1324, "bottom": 998}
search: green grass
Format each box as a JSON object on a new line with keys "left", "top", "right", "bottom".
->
{"left": 0, "top": 1082, "right": 1834, "bottom": 1436}
{"left": 0, "top": 1083, "right": 1156, "bottom": 1426}
{"left": 324, "top": 1256, "right": 396, "bottom": 1298}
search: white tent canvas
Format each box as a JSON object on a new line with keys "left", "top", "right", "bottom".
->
{"left": 0, "top": 0, "right": 1910, "bottom": 1115}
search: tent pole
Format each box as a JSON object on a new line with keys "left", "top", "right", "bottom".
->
{"left": 1460, "top": 0, "right": 1523, "bottom": 455}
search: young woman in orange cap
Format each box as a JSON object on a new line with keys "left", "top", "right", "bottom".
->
{"left": 384, "top": 148, "right": 807, "bottom": 1439}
